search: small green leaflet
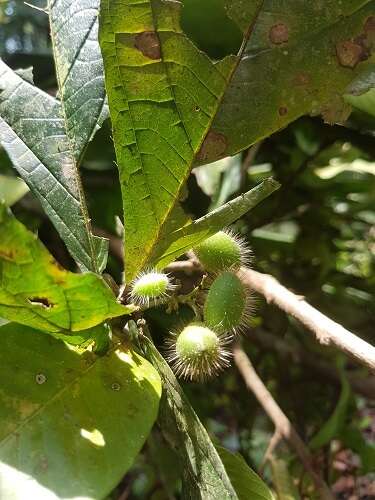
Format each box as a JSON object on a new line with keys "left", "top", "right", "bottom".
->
{"left": 150, "top": 177, "right": 280, "bottom": 269}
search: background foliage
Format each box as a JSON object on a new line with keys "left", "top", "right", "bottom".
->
{"left": 0, "top": 1, "right": 374, "bottom": 498}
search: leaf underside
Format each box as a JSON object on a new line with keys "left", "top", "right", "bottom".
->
{"left": 100, "top": 0, "right": 375, "bottom": 282}
{"left": 0, "top": 207, "right": 130, "bottom": 337}
{"left": 48, "top": 0, "right": 108, "bottom": 162}
{"left": 0, "top": 322, "right": 161, "bottom": 500}
{"left": 0, "top": 0, "right": 111, "bottom": 273}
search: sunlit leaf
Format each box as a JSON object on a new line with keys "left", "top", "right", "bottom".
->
{"left": 0, "top": 206, "right": 131, "bottom": 337}
{"left": 0, "top": 322, "right": 161, "bottom": 500}
{"left": 0, "top": 174, "right": 28, "bottom": 206}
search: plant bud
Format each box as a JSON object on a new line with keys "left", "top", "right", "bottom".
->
{"left": 193, "top": 230, "right": 250, "bottom": 273}
{"left": 204, "top": 271, "right": 250, "bottom": 334}
{"left": 130, "top": 270, "right": 175, "bottom": 306}
{"left": 166, "top": 323, "right": 231, "bottom": 381}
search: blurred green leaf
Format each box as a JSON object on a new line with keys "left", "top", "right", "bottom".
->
{"left": 0, "top": 206, "right": 132, "bottom": 337}
{"left": 216, "top": 446, "right": 275, "bottom": 500}
{"left": 0, "top": 322, "right": 161, "bottom": 500}
{"left": 310, "top": 363, "right": 351, "bottom": 450}
{"left": 270, "top": 458, "right": 300, "bottom": 500}
{"left": 0, "top": 174, "right": 28, "bottom": 206}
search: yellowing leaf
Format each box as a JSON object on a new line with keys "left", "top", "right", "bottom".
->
{"left": 0, "top": 207, "right": 132, "bottom": 336}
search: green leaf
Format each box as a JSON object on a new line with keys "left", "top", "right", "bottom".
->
{"left": 48, "top": 0, "right": 108, "bottom": 162}
{"left": 0, "top": 206, "right": 131, "bottom": 337}
{"left": 150, "top": 178, "right": 280, "bottom": 269}
{"left": 0, "top": 322, "right": 161, "bottom": 500}
{"left": 309, "top": 364, "right": 351, "bottom": 450}
{"left": 212, "top": 1, "right": 375, "bottom": 157}
{"left": 346, "top": 87, "right": 375, "bottom": 118}
{"left": 142, "top": 336, "right": 238, "bottom": 499}
{"left": 270, "top": 458, "right": 300, "bottom": 500}
{"left": 99, "top": 0, "right": 374, "bottom": 281}
{"left": 216, "top": 446, "right": 275, "bottom": 500}
{"left": 0, "top": 60, "right": 108, "bottom": 273}
{"left": 0, "top": 174, "right": 29, "bottom": 206}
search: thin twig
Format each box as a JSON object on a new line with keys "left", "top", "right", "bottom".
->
{"left": 233, "top": 344, "right": 334, "bottom": 500}
{"left": 260, "top": 429, "right": 282, "bottom": 473}
{"left": 240, "top": 268, "right": 375, "bottom": 373}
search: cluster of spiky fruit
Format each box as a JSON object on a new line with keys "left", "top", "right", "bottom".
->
{"left": 129, "top": 230, "right": 253, "bottom": 382}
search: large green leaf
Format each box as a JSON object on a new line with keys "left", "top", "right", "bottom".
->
{"left": 0, "top": 322, "right": 161, "bottom": 500}
{"left": 142, "top": 335, "right": 237, "bottom": 499}
{"left": 0, "top": 60, "right": 108, "bottom": 272}
{"left": 151, "top": 178, "right": 280, "bottom": 269}
{"left": 216, "top": 446, "right": 275, "bottom": 500}
{"left": 0, "top": 206, "right": 131, "bottom": 337}
{"left": 212, "top": 1, "right": 375, "bottom": 157}
{"left": 99, "top": 0, "right": 374, "bottom": 281}
{"left": 48, "top": 0, "right": 108, "bottom": 162}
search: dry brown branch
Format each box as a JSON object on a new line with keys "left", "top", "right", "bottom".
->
{"left": 240, "top": 268, "right": 375, "bottom": 372}
{"left": 233, "top": 344, "right": 334, "bottom": 500}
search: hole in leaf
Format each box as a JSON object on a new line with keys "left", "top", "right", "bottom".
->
{"left": 181, "top": 0, "right": 243, "bottom": 59}
{"left": 28, "top": 297, "right": 54, "bottom": 308}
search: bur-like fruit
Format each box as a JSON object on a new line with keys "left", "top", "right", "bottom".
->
{"left": 193, "top": 230, "right": 250, "bottom": 273}
{"left": 130, "top": 270, "right": 175, "bottom": 306}
{"left": 204, "top": 271, "right": 250, "bottom": 335}
{"left": 166, "top": 323, "right": 231, "bottom": 381}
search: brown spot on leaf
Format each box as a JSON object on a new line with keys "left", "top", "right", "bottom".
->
{"left": 364, "top": 16, "right": 375, "bottom": 36}
{"left": 0, "top": 249, "right": 15, "bottom": 261}
{"left": 197, "top": 130, "right": 228, "bottom": 162}
{"left": 294, "top": 72, "right": 310, "bottom": 86}
{"left": 269, "top": 23, "right": 289, "bottom": 45}
{"left": 28, "top": 297, "right": 54, "bottom": 309}
{"left": 278, "top": 106, "right": 288, "bottom": 116}
{"left": 134, "top": 32, "right": 161, "bottom": 60}
{"left": 35, "top": 373, "right": 47, "bottom": 385}
{"left": 336, "top": 40, "right": 364, "bottom": 68}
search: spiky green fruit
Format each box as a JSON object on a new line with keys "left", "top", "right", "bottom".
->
{"left": 193, "top": 230, "right": 249, "bottom": 273}
{"left": 130, "top": 271, "right": 174, "bottom": 305}
{"left": 167, "top": 323, "right": 231, "bottom": 381}
{"left": 204, "top": 271, "right": 248, "bottom": 334}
